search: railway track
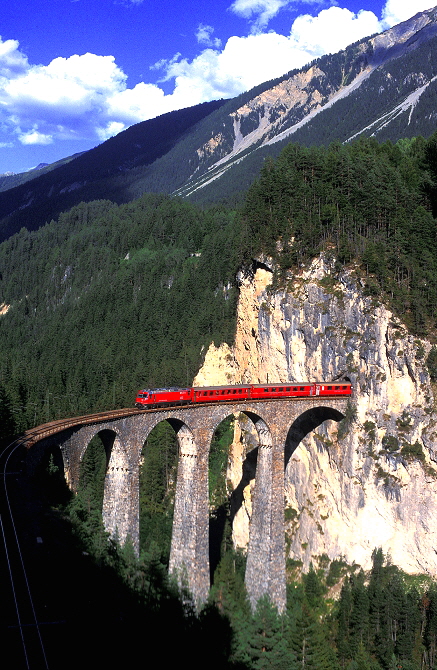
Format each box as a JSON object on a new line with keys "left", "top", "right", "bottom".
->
{"left": 1, "top": 409, "right": 146, "bottom": 668}
{"left": 0, "top": 435, "right": 50, "bottom": 669}
{"left": 22, "top": 407, "right": 144, "bottom": 447}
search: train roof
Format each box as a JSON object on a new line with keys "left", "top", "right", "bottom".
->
{"left": 137, "top": 387, "right": 191, "bottom": 393}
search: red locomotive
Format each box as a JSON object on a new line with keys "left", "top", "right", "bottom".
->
{"left": 134, "top": 382, "right": 352, "bottom": 409}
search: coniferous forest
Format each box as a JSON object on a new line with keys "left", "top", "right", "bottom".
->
{"left": 4, "top": 133, "right": 437, "bottom": 667}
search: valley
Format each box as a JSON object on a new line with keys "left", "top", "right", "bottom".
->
{"left": 2, "top": 7, "right": 437, "bottom": 669}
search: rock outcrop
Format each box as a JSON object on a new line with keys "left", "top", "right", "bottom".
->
{"left": 194, "top": 255, "right": 437, "bottom": 574}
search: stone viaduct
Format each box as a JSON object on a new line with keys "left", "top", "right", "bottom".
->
{"left": 25, "top": 397, "right": 348, "bottom": 610}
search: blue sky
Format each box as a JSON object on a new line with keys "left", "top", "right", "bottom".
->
{"left": 0, "top": 0, "right": 433, "bottom": 173}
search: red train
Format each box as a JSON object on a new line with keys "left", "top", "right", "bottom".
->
{"left": 134, "top": 382, "right": 352, "bottom": 409}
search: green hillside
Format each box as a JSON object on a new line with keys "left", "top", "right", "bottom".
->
{"left": 2, "top": 133, "right": 437, "bottom": 440}
{"left": 3, "top": 130, "right": 437, "bottom": 669}
{"left": 0, "top": 195, "right": 239, "bottom": 433}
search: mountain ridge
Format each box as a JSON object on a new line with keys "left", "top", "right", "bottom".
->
{"left": 2, "top": 8, "right": 437, "bottom": 241}
{"left": 176, "top": 6, "right": 437, "bottom": 198}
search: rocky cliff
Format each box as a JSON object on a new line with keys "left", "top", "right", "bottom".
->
{"left": 194, "top": 255, "right": 437, "bottom": 575}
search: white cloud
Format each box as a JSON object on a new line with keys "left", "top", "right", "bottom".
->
{"left": 0, "top": 2, "right": 433, "bottom": 153}
{"left": 196, "top": 24, "right": 222, "bottom": 48}
{"left": 230, "top": 0, "right": 292, "bottom": 32}
{"left": 159, "top": 6, "right": 381, "bottom": 103}
{"left": 381, "top": 0, "right": 435, "bottom": 27}
{"left": 289, "top": 7, "right": 381, "bottom": 58}
{"left": 0, "top": 36, "right": 29, "bottom": 78}
{"left": 0, "top": 49, "right": 137, "bottom": 145}
{"left": 106, "top": 81, "right": 168, "bottom": 125}
{"left": 19, "top": 130, "right": 53, "bottom": 145}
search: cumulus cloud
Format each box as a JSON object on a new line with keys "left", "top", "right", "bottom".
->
{"left": 0, "top": 1, "right": 432, "bottom": 153}
{"left": 0, "top": 37, "right": 29, "bottom": 78}
{"left": 288, "top": 7, "right": 381, "bottom": 57}
{"left": 0, "top": 50, "right": 133, "bottom": 145}
{"left": 19, "top": 130, "right": 53, "bottom": 145}
{"left": 158, "top": 6, "right": 381, "bottom": 103}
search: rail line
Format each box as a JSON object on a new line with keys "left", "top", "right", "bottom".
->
{"left": 21, "top": 396, "right": 323, "bottom": 448}
{"left": 0, "top": 435, "right": 50, "bottom": 669}
{"left": 22, "top": 407, "right": 144, "bottom": 447}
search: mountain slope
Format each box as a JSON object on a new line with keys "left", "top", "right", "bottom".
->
{"left": 2, "top": 8, "right": 437, "bottom": 241}
{"left": 0, "top": 100, "right": 225, "bottom": 243}
{"left": 176, "top": 6, "right": 437, "bottom": 201}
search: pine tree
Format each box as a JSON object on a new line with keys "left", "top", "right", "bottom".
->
{"left": 290, "top": 600, "right": 337, "bottom": 670}
{"left": 232, "top": 596, "right": 296, "bottom": 669}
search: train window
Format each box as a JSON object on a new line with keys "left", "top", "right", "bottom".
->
{"left": 264, "top": 388, "right": 269, "bottom": 392}
{"left": 300, "top": 387, "right": 304, "bottom": 391}
{"left": 209, "top": 391, "right": 213, "bottom": 396}
{"left": 203, "top": 391, "right": 207, "bottom": 396}
{"left": 335, "top": 386, "right": 340, "bottom": 390}
{"left": 271, "top": 387, "right": 276, "bottom": 392}
{"left": 342, "top": 386, "right": 347, "bottom": 389}
{"left": 286, "top": 387, "right": 290, "bottom": 391}
{"left": 238, "top": 389, "right": 242, "bottom": 393}
{"left": 292, "top": 387, "right": 297, "bottom": 391}
{"left": 328, "top": 386, "right": 332, "bottom": 390}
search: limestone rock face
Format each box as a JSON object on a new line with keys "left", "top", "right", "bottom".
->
{"left": 194, "top": 256, "right": 437, "bottom": 574}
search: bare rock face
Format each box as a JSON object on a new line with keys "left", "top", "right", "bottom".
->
{"left": 194, "top": 255, "right": 437, "bottom": 574}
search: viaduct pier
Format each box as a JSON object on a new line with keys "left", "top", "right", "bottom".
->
{"left": 24, "top": 396, "right": 348, "bottom": 610}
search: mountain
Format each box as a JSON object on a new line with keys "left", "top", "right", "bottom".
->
{"left": 172, "top": 6, "right": 437, "bottom": 201}
{"left": 1, "top": 8, "right": 437, "bottom": 243}
{"left": 0, "top": 154, "right": 83, "bottom": 194}
{"left": 0, "top": 100, "right": 226, "bottom": 243}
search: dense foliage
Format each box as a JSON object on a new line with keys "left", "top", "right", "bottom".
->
{"left": 241, "top": 134, "right": 437, "bottom": 336}
{"left": 0, "top": 194, "right": 240, "bottom": 438}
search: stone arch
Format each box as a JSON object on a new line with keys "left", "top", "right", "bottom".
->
{"left": 284, "top": 405, "right": 345, "bottom": 468}
{"left": 207, "top": 412, "right": 244, "bottom": 579}
{"left": 76, "top": 426, "right": 119, "bottom": 472}
{"left": 71, "top": 425, "right": 133, "bottom": 546}
{"left": 138, "top": 417, "right": 182, "bottom": 557}
{"left": 225, "top": 411, "right": 272, "bottom": 540}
